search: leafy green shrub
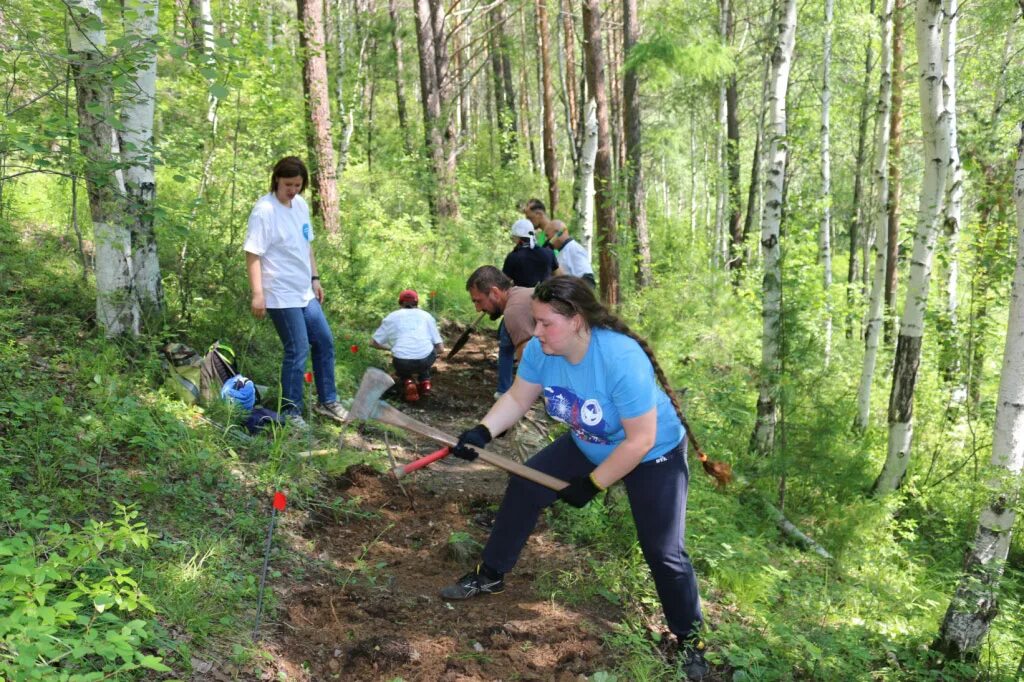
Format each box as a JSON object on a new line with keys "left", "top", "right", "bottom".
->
{"left": 0, "top": 505, "right": 169, "bottom": 680}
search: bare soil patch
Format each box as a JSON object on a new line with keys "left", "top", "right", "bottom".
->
{"left": 267, "top": 328, "right": 623, "bottom": 681}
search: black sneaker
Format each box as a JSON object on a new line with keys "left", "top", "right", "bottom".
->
{"left": 680, "top": 640, "right": 709, "bottom": 681}
{"left": 439, "top": 565, "right": 504, "bottom": 600}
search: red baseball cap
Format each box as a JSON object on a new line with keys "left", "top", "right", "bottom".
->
{"left": 398, "top": 289, "right": 419, "bottom": 305}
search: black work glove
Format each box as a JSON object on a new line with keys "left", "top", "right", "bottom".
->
{"left": 557, "top": 475, "right": 603, "bottom": 508}
{"left": 452, "top": 424, "right": 492, "bottom": 461}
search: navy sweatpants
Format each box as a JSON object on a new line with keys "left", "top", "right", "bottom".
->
{"left": 481, "top": 433, "right": 703, "bottom": 640}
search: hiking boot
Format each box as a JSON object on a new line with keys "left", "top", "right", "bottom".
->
{"left": 680, "top": 640, "right": 709, "bottom": 681}
{"left": 418, "top": 379, "right": 432, "bottom": 396}
{"left": 313, "top": 401, "right": 348, "bottom": 423}
{"left": 439, "top": 566, "right": 504, "bottom": 600}
{"left": 286, "top": 413, "right": 309, "bottom": 430}
{"left": 403, "top": 379, "right": 419, "bottom": 402}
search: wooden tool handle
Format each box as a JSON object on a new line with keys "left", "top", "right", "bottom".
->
{"left": 374, "top": 402, "right": 568, "bottom": 491}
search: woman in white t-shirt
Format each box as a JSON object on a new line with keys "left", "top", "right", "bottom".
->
{"left": 371, "top": 289, "right": 444, "bottom": 402}
{"left": 243, "top": 156, "right": 347, "bottom": 427}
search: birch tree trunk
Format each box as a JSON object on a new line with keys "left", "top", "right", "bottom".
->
{"left": 820, "top": 0, "right": 834, "bottom": 365}
{"left": 752, "top": 0, "right": 797, "bottom": 457}
{"left": 581, "top": 0, "right": 618, "bottom": 305}
{"left": 741, "top": 53, "right": 771, "bottom": 277}
{"left": 935, "top": 124, "right": 1024, "bottom": 658}
{"left": 297, "top": 0, "right": 340, "bottom": 234}
{"left": 855, "top": 0, "right": 895, "bottom": 432}
{"left": 537, "top": 0, "right": 559, "bottom": 216}
{"left": 873, "top": 0, "right": 952, "bottom": 495}
{"left": 122, "top": 0, "right": 162, "bottom": 316}
{"left": 623, "top": 0, "right": 651, "bottom": 287}
{"left": 574, "top": 98, "right": 598, "bottom": 255}
{"left": 67, "top": 0, "right": 140, "bottom": 337}
{"left": 939, "top": 0, "right": 964, "bottom": 381}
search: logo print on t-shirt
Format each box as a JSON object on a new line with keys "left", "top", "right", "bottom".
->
{"left": 580, "top": 399, "right": 602, "bottom": 426}
{"left": 302, "top": 223, "right": 310, "bottom": 241}
{"left": 543, "top": 386, "right": 610, "bottom": 444}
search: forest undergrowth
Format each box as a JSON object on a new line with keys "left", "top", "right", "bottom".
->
{"left": 1, "top": 198, "right": 1022, "bottom": 681}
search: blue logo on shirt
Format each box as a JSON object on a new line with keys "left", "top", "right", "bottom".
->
{"left": 302, "top": 223, "right": 310, "bottom": 240}
{"left": 543, "top": 386, "right": 611, "bottom": 444}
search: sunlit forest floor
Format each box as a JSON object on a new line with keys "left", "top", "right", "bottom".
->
{"left": 1, "top": 214, "right": 1021, "bottom": 681}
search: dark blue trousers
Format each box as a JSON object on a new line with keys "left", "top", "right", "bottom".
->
{"left": 481, "top": 433, "right": 703, "bottom": 640}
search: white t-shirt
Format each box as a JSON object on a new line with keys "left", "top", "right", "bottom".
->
{"left": 243, "top": 193, "right": 315, "bottom": 308}
{"left": 556, "top": 238, "right": 594, "bottom": 278}
{"left": 372, "top": 308, "right": 442, "bottom": 360}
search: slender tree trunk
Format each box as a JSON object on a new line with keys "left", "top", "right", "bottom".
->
{"left": 490, "top": 5, "right": 517, "bottom": 164}
{"left": 575, "top": 99, "right": 598, "bottom": 255}
{"left": 414, "top": 0, "right": 459, "bottom": 221}
{"left": 623, "top": 0, "right": 651, "bottom": 287}
{"left": 874, "top": 0, "right": 952, "bottom": 495}
{"left": 581, "top": 0, "right": 618, "bottom": 305}
{"left": 847, "top": 0, "right": 875, "bottom": 335}
{"left": 855, "top": 0, "right": 895, "bottom": 432}
{"left": 538, "top": 0, "right": 559, "bottom": 216}
{"left": 820, "top": 0, "right": 834, "bottom": 365}
{"left": 67, "top": 0, "right": 140, "bottom": 337}
{"left": 388, "top": 0, "right": 413, "bottom": 154}
{"left": 723, "top": 0, "right": 742, "bottom": 275}
{"left": 518, "top": 10, "right": 538, "bottom": 173}
{"left": 741, "top": 53, "right": 770, "bottom": 276}
{"left": 122, "top": 0, "right": 162, "bottom": 318}
{"left": 939, "top": 0, "right": 964, "bottom": 381}
{"left": 885, "top": 0, "right": 906, "bottom": 342}
{"left": 935, "top": 123, "right": 1024, "bottom": 658}
{"left": 752, "top": 0, "right": 797, "bottom": 456}
{"left": 297, "top": 0, "right": 340, "bottom": 234}
{"left": 562, "top": 0, "right": 580, "bottom": 158}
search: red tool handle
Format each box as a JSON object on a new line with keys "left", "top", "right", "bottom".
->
{"left": 391, "top": 446, "right": 451, "bottom": 479}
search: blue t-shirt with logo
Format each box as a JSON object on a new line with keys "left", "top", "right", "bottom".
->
{"left": 517, "top": 328, "right": 684, "bottom": 465}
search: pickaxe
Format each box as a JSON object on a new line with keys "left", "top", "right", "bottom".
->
{"left": 446, "top": 312, "right": 486, "bottom": 359}
{"left": 345, "top": 368, "right": 568, "bottom": 492}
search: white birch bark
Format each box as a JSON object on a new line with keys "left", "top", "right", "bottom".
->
{"left": 874, "top": 0, "right": 952, "bottom": 494}
{"left": 936, "top": 123, "right": 1024, "bottom": 657}
{"left": 855, "top": 0, "right": 895, "bottom": 432}
{"left": 752, "top": 0, "right": 796, "bottom": 457}
{"left": 200, "top": 0, "right": 218, "bottom": 128}
{"left": 941, "top": 0, "right": 963, "bottom": 377}
{"left": 574, "top": 98, "right": 598, "bottom": 256}
{"left": 820, "top": 0, "right": 834, "bottom": 366}
{"left": 67, "top": 0, "right": 139, "bottom": 337}
{"left": 122, "top": 0, "right": 162, "bottom": 314}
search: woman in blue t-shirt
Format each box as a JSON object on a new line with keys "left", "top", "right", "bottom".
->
{"left": 440, "top": 276, "right": 730, "bottom": 680}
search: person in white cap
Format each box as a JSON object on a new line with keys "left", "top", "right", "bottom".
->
{"left": 502, "top": 218, "right": 559, "bottom": 288}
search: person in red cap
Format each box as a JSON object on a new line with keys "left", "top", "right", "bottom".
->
{"left": 371, "top": 289, "right": 444, "bottom": 402}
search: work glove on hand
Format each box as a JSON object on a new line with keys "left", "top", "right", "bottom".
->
{"left": 557, "top": 474, "right": 603, "bottom": 508}
{"left": 452, "top": 424, "right": 492, "bottom": 461}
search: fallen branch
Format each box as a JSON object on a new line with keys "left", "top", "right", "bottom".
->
{"left": 763, "top": 502, "right": 833, "bottom": 561}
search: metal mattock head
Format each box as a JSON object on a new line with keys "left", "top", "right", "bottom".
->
{"left": 345, "top": 368, "right": 396, "bottom": 422}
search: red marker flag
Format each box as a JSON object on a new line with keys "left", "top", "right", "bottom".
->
{"left": 272, "top": 492, "right": 287, "bottom": 511}
{"left": 304, "top": 372, "right": 313, "bottom": 383}
{"left": 350, "top": 344, "right": 359, "bottom": 353}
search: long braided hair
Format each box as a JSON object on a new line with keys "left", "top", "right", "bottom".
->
{"left": 533, "top": 276, "right": 732, "bottom": 486}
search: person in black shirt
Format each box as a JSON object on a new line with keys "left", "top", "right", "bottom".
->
{"left": 502, "top": 219, "right": 559, "bottom": 287}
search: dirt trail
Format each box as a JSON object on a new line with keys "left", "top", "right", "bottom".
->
{"left": 263, "top": 328, "right": 624, "bottom": 681}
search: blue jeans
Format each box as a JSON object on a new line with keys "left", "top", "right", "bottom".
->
{"left": 267, "top": 299, "right": 338, "bottom": 414}
{"left": 481, "top": 434, "right": 703, "bottom": 640}
{"left": 497, "top": 321, "right": 515, "bottom": 394}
